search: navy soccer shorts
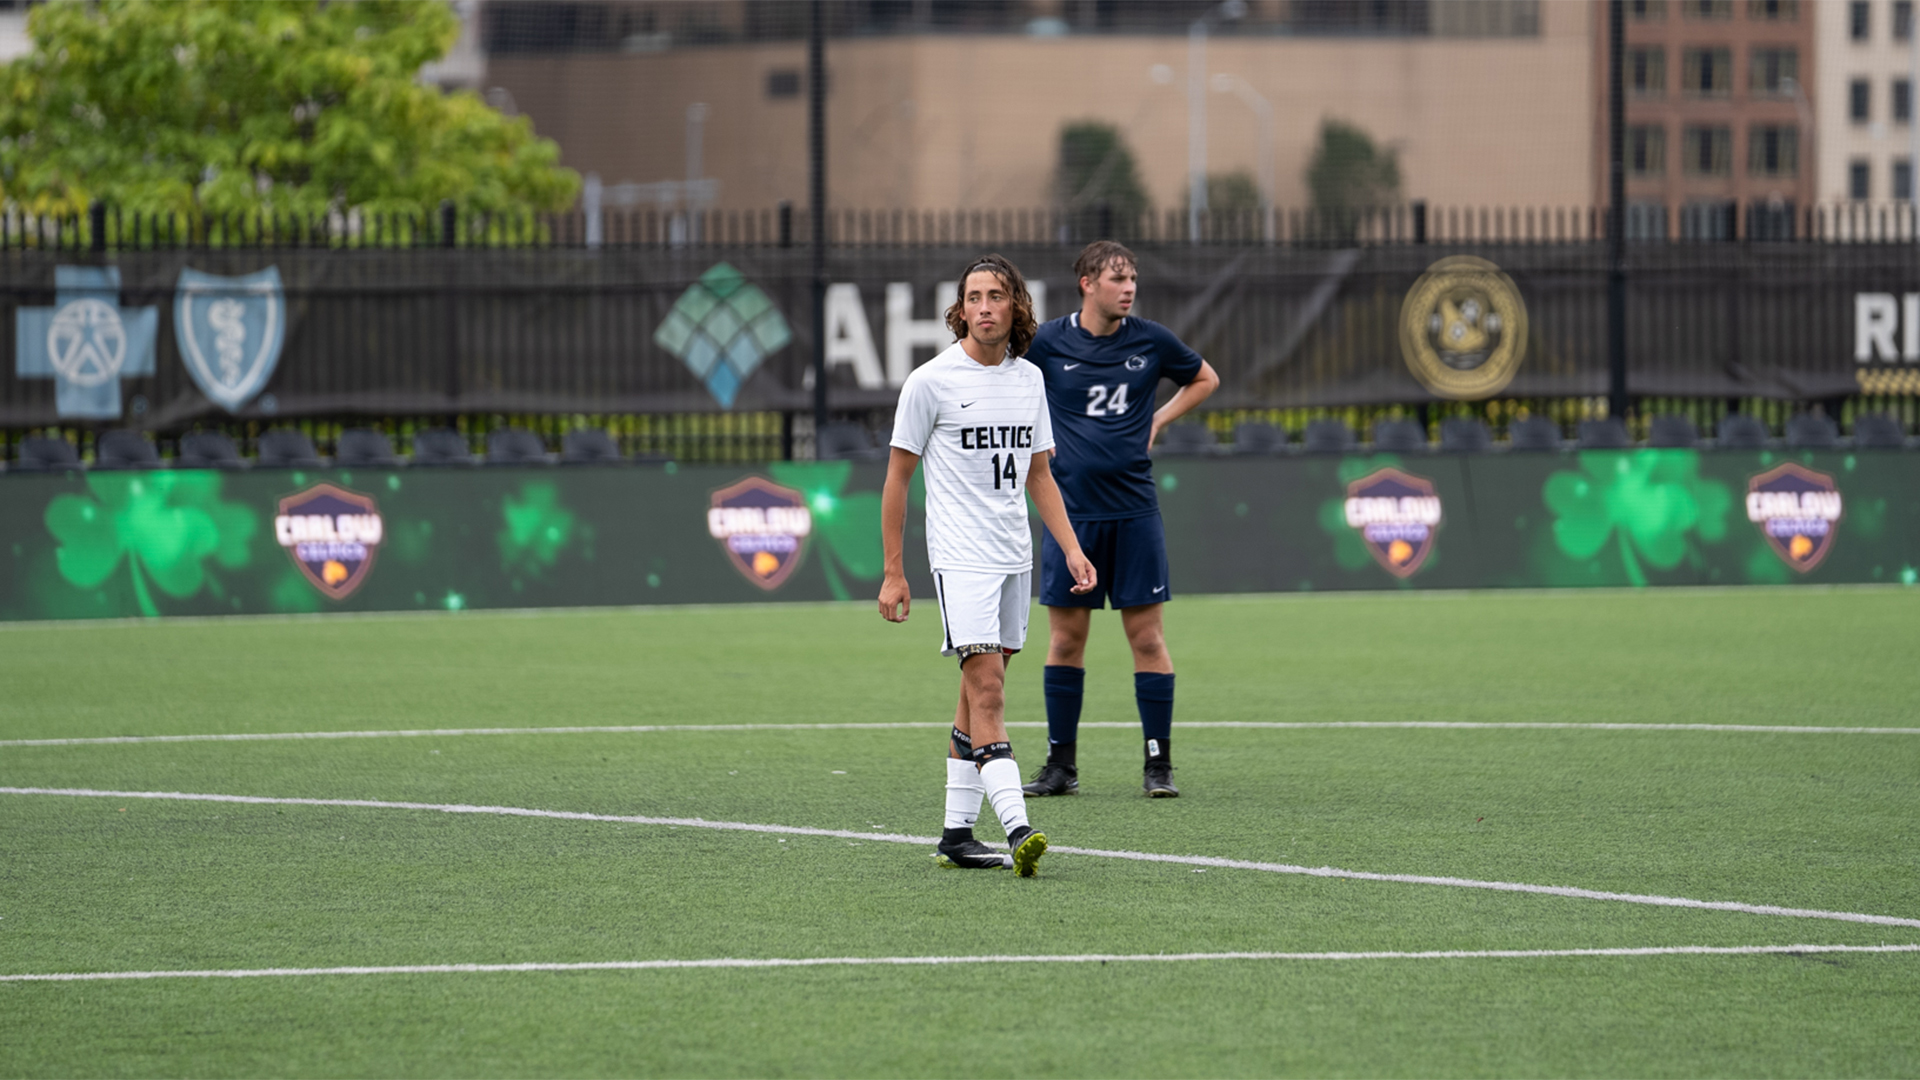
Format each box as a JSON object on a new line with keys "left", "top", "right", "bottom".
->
{"left": 1040, "top": 514, "right": 1171, "bottom": 610}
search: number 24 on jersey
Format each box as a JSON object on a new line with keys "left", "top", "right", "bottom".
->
{"left": 1085, "top": 383, "right": 1130, "bottom": 416}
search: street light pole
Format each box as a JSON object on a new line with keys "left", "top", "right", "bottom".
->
{"left": 1187, "top": 19, "right": 1206, "bottom": 243}
{"left": 1212, "top": 73, "right": 1273, "bottom": 242}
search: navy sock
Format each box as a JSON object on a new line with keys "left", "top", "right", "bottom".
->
{"left": 1043, "top": 665, "right": 1085, "bottom": 746}
{"left": 1135, "top": 671, "right": 1175, "bottom": 743}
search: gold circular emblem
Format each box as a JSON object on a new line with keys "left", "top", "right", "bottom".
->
{"left": 1398, "top": 255, "right": 1528, "bottom": 400}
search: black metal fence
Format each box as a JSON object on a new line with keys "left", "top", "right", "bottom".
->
{"left": 4, "top": 202, "right": 1919, "bottom": 465}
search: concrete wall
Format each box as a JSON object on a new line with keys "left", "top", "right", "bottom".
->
{"left": 488, "top": 6, "right": 1593, "bottom": 213}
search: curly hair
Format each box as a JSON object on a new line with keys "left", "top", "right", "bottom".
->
{"left": 944, "top": 254, "right": 1038, "bottom": 359}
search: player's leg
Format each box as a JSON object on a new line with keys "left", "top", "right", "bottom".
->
{"left": 967, "top": 571, "right": 1046, "bottom": 875}
{"left": 933, "top": 571, "right": 1007, "bottom": 870}
{"left": 1108, "top": 514, "right": 1178, "bottom": 797}
{"left": 1026, "top": 524, "right": 1108, "bottom": 796}
{"left": 1121, "top": 602, "right": 1178, "bottom": 796}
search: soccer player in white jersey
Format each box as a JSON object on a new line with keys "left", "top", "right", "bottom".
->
{"left": 879, "top": 254, "right": 1097, "bottom": 875}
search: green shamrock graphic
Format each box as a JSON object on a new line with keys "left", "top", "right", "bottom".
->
{"left": 1542, "top": 450, "right": 1732, "bottom": 586}
{"left": 45, "top": 472, "right": 258, "bottom": 617}
{"left": 769, "top": 461, "right": 883, "bottom": 600}
{"left": 498, "top": 481, "right": 576, "bottom": 576}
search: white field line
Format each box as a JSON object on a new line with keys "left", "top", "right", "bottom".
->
{"left": 7, "top": 786, "right": 1920, "bottom": 931}
{"left": 5, "top": 720, "right": 1917, "bottom": 749}
{"left": 5, "top": 943, "right": 1917, "bottom": 984}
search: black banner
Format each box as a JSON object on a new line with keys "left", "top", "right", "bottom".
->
{"left": 1, "top": 242, "right": 1914, "bottom": 429}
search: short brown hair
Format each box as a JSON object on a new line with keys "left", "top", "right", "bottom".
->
{"left": 944, "top": 254, "right": 1038, "bottom": 359}
{"left": 1073, "top": 240, "right": 1137, "bottom": 295}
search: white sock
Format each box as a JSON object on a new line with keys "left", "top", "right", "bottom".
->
{"left": 944, "top": 757, "right": 985, "bottom": 830}
{"left": 978, "top": 757, "right": 1030, "bottom": 836}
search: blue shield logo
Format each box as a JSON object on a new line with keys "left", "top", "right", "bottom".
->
{"left": 175, "top": 266, "right": 286, "bottom": 413}
{"left": 15, "top": 266, "right": 159, "bottom": 419}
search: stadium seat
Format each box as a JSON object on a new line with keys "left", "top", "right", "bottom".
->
{"left": 178, "top": 432, "right": 246, "bottom": 469}
{"left": 93, "top": 429, "right": 163, "bottom": 470}
{"left": 1506, "top": 416, "right": 1564, "bottom": 451}
{"left": 560, "top": 427, "right": 625, "bottom": 465}
{"left": 1646, "top": 414, "right": 1700, "bottom": 448}
{"left": 1438, "top": 418, "right": 1493, "bottom": 453}
{"left": 1229, "top": 421, "right": 1289, "bottom": 455}
{"left": 485, "top": 427, "right": 552, "bottom": 466}
{"left": 1713, "top": 413, "right": 1771, "bottom": 450}
{"left": 410, "top": 428, "right": 477, "bottom": 466}
{"left": 1851, "top": 412, "right": 1908, "bottom": 449}
{"left": 1154, "top": 423, "right": 1218, "bottom": 456}
{"left": 1785, "top": 413, "right": 1839, "bottom": 449}
{"left": 334, "top": 428, "right": 399, "bottom": 468}
{"left": 1301, "top": 419, "right": 1356, "bottom": 454}
{"left": 816, "top": 421, "right": 886, "bottom": 461}
{"left": 12, "top": 435, "right": 83, "bottom": 473}
{"left": 1575, "top": 418, "right": 1631, "bottom": 449}
{"left": 1370, "top": 418, "right": 1427, "bottom": 453}
{"left": 256, "top": 428, "right": 325, "bottom": 468}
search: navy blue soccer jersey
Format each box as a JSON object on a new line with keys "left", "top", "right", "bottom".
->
{"left": 1027, "top": 313, "right": 1204, "bottom": 521}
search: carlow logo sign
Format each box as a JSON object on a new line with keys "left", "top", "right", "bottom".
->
{"left": 1343, "top": 467, "right": 1443, "bottom": 578}
{"left": 275, "top": 483, "right": 385, "bottom": 599}
{"left": 708, "top": 476, "right": 812, "bottom": 590}
{"left": 1746, "top": 463, "right": 1842, "bottom": 572}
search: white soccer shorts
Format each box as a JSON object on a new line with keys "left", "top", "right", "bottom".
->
{"left": 932, "top": 569, "right": 1031, "bottom": 659}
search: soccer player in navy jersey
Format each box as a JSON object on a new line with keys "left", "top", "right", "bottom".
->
{"left": 1021, "top": 241, "right": 1219, "bottom": 798}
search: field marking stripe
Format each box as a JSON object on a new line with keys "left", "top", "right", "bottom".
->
{"left": 5, "top": 720, "right": 1917, "bottom": 748}
{"left": 8, "top": 786, "right": 1920, "bottom": 931}
{"left": 4, "top": 944, "right": 1917, "bottom": 983}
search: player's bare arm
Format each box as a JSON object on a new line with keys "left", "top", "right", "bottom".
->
{"left": 877, "top": 446, "right": 919, "bottom": 622}
{"left": 1148, "top": 359, "right": 1220, "bottom": 449}
{"left": 1025, "top": 451, "right": 1097, "bottom": 595}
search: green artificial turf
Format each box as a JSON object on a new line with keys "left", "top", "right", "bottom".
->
{"left": 1, "top": 589, "right": 1917, "bottom": 1078}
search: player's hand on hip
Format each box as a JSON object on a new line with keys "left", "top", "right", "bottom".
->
{"left": 1066, "top": 550, "right": 1098, "bottom": 595}
{"left": 878, "top": 575, "right": 911, "bottom": 622}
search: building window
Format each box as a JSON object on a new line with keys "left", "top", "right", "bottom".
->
{"left": 1683, "top": 126, "right": 1733, "bottom": 175}
{"left": 1749, "top": 48, "right": 1797, "bottom": 96}
{"left": 1749, "top": 201, "right": 1796, "bottom": 240}
{"left": 1899, "top": 1, "right": 1915, "bottom": 40}
{"left": 1629, "top": 125, "right": 1667, "bottom": 176}
{"left": 1851, "top": 78, "right": 1872, "bottom": 122}
{"left": 1681, "top": 200, "right": 1737, "bottom": 240}
{"left": 1898, "top": 79, "right": 1913, "bottom": 123}
{"left": 1897, "top": 159, "right": 1915, "bottom": 200}
{"left": 1850, "top": 160, "right": 1872, "bottom": 200}
{"left": 766, "top": 69, "right": 800, "bottom": 99}
{"left": 1747, "top": 0, "right": 1796, "bottom": 18}
{"left": 1627, "top": 202, "right": 1669, "bottom": 240}
{"left": 1630, "top": 0, "right": 1667, "bottom": 17}
{"left": 1748, "top": 125, "right": 1798, "bottom": 176}
{"left": 1683, "top": 0, "right": 1731, "bottom": 16}
{"left": 1629, "top": 47, "right": 1666, "bottom": 97}
{"left": 1851, "top": 0, "right": 1870, "bottom": 40}
{"left": 1683, "top": 48, "right": 1733, "bottom": 96}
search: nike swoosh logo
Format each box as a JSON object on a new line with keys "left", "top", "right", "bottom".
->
{"left": 1152, "top": 585, "right": 1166, "bottom": 593}
{"left": 960, "top": 401, "right": 975, "bottom": 408}
{"left": 1062, "top": 364, "right": 1081, "bottom": 370}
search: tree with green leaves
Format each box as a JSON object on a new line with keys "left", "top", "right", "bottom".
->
{"left": 1054, "top": 121, "right": 1151, "bottom": 238}
{"left": 0, "top": 0, "right": 578, "bottom": 222}
{"left": 1305, "top": 120, "right": 1400, "bottom": 235}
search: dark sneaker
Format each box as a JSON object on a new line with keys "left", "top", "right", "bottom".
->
{"left": 1008, "top": 826, "right": 1048, "bottom": 878}
{"left": 1143, "top": 760, "right": 1180, "bottom": 798}
{"left": 1021, "top": 761, "right": 1079, "bottom": 797}
{"left": 935, "top": 836, "right": 1012, "bottom": 870}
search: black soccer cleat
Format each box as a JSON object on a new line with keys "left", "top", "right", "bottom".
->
{"left": 1021, "top": 761, "right": 1079, "bottom": 797}
{"left": 935, "top": 835, "right": 1012, "bottom": 870}
{"left": 1143, "top": 759, "right": 1180, "bottom": 798}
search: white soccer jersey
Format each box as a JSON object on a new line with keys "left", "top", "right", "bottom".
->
{"left": 891, "top": 342, "right": 1056, "bottom": 573}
